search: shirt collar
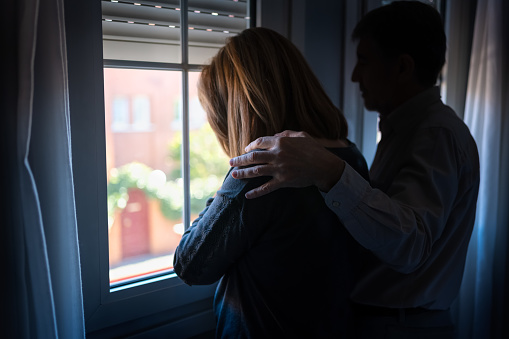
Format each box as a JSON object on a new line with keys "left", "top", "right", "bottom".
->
{"left": 379, "top": 86, "right": 442, "bottom": 137}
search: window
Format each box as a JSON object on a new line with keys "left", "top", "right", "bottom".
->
{"left": 103, "top": 0, "right": 250, "bottom": 287}
{"left": 110, "top": 94, "right": 152, "bottom": 132}
{"left": 132, "top": 95, "right": 151, "bottom": 130}
{"left": 112, "top": 96, "right": 130, "bottom": 131}
{"left": 73, "top": 1, "right": 251, "bottom": 336}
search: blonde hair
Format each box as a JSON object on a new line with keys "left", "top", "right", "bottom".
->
{"left": 198, "top": 27, "right": 348, "bottom": 157}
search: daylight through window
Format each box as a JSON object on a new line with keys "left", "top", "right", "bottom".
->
{"left": 102, "top": 0, "right": 250, "bottom": 286}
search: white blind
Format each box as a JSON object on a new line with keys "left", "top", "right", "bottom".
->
{"left": 102, "top": 0, "right": 250, "bottom": 64}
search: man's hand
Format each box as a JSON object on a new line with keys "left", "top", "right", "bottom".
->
{"left": 229, "top": 131, "right": 345, "bottom": 199}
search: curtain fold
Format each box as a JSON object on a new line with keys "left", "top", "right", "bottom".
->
{"left": 457, "top": 0, "right": 509, "bottom": 337}
{"left": 1, "top": 0, "right": 85, "bottom": 337}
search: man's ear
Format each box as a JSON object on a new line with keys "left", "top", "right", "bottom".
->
{"left": 397, "top": 54, "right": 415, "bottom": 83}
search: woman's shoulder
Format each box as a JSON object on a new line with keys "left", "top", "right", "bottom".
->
{"left": 327, "top": 141, "right": 370, "bottom": 181}
{"left": 219, "top": 167, "right": 272, "bottom": 200}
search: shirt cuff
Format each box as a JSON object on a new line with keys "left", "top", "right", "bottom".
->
{"left": 322, "top": 163, "right": 369, "bottom": 220}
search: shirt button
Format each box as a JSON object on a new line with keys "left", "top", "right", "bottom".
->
{"left": 332, "top": 201, "right": 340, "bottom": 208}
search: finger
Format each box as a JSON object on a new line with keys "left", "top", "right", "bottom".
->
{"left": 274, "top": 130, "right": 295, "bottom": 137}
{"left": 231, "top": 164, "right": 271, "bottom": 179}
{"left": 244, "top": 136, "right": 278, "bottom": 152}
{"left": 274, "top": 130, "right": 305, "bottom": 137}
{"left": 244, "top": 180, "right": 282, "bottom": 199}
{"left": 230, "top": 151, "right": 274, "bottom": 168}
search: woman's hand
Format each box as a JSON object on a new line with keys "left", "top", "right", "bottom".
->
{"left": 229, "top": 131, "right": 345, "bottom": 198}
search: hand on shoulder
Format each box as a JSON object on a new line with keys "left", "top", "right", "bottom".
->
{"left": 229, "top": 131, "right": 345, "bottom": 198}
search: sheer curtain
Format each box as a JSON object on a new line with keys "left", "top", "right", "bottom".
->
{"left": 454, "top": 0, "right": 509, "bottom": 338}
{"left": 0, "top": 0, "right": 85, "bottom": 337}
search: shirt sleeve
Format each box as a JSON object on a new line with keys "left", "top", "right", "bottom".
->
{"left": 324, "top": 128, "right": 464, "bottom": 274}
{"left": 173, "top": 172, "right": 269, "bottom": 285}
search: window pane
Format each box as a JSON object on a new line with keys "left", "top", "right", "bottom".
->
{"left": 112, "top": 96, "right": 130, "bottom": 131}
{"left": 132, "top": 95, "right": 152, "bottom": 131}
{"left": 101, "top": 0, "right": 251, "bottom": 287}
{"left": 188, "top": 0, "right": 250, "bottom": 64}
{"left": 104, "top": 68, "right": 184, "bottom": 284}
{"left": 188, "top": 72, "right": 230, "bottom": 220}
{"left": 102, "top": 0, "right": 181, "bottom": 63}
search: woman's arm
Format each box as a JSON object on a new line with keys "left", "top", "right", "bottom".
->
{"left": 173, "top": 173, "right": 269, "bottom": 285}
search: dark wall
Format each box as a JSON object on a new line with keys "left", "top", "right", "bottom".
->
{"left": 256, "top": 0, "right": 345, "bottom": 110}
{"left": 303, "top": 0, "right": 345, "bottom": 109}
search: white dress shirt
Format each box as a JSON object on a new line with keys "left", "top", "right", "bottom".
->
{"left": 324, "top": 87, "right": 480, "bottom": 309}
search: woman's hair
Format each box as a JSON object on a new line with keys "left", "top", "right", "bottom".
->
{"left": 198, "top": 27, "right": 348, "bottom": 157}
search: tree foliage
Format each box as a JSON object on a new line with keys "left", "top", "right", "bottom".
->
{"left": 107, "top": 124, "right": 230, "bottom": 222}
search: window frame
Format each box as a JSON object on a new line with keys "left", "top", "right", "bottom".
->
{"left": 68, "top": 0, "right": 255, "bottom": 336}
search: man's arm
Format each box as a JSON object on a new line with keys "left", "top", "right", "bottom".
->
{"left": 325, "top": 127, "right": 477, "bottom": 273}
{"left": 229, "top": 131, "right": 345, "bottom": 198}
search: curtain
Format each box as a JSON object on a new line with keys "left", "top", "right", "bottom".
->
{"left": 0, "top": 0, "right": 85, "bottom": 337}
{"left": 455, "top": 0, "right": 509, "bottom": 338}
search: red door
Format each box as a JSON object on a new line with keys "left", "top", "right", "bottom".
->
{"left": 121, "top": 188, "right": 150, "bottom": 259}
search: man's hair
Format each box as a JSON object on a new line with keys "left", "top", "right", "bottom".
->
{"left": 352, "top": 1, "right": 446, "bottom": 87}
{"left": 198, "top": 27, "right": 348, "bottom": 157}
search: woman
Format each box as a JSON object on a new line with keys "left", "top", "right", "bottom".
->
{"left": 173, "top": 27, "right": 369, "bottom": 338}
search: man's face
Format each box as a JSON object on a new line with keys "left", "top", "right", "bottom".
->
{"left": 351, "top": 38, "right": 399, "bottom": 116}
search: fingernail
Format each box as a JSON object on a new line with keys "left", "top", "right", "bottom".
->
{"left": 231, "top": 170, "right": 237, "bottom": 178}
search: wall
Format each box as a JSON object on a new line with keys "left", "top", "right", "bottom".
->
{"left": 257, "top": 0, "right": 378, "bottom": 163}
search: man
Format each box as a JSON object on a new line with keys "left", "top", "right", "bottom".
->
{"left": 229, "top": 2, "right": 480, "bottom": 338}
